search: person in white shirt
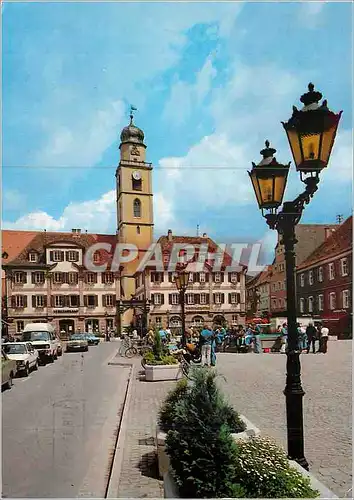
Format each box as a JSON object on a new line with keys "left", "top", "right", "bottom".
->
{"left": 320, "top": 325, "right": 329, "bottom": 353}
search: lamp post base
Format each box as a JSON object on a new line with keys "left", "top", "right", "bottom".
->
{"left": 284, "top": 350, "right": 309, "bottom": 471}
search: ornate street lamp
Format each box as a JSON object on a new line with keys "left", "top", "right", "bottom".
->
{"left": 175, "top": 264, "right": 191, "bottom": 346}
{"left": 249, "top": 83, "right": 342, "bottom": 471}
{"left": 282, "top": 83, "right": 342, "bottom": 180}
{"left": 249, "top": 140, "right": 290, "bottom": 215}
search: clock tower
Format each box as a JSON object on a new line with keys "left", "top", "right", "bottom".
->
{"left": 116, "top": 111, "right": 154, "bottom": 248}
{"left": 116, "top": 110, "right": 154, "bottom": 316}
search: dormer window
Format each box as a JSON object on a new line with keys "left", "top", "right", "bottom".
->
{"left": 29, "top": 252, "right": 38, "bottom": 263}
{"left": 93, "top": 252, "right": 100, "bottom": 264}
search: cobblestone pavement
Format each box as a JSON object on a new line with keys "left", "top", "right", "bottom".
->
{"left": 115, "top": 357, "right": 175, "bottom": 498}
{"left": 116, "top": 341, "right": 352, "bottom": 498}
{"left": 218, "top": 340, "right": 352, "bottom": 498}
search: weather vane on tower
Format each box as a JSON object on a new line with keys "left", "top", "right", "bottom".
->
{"left": 130, "top": 104, "right": 137, "bottom": 124}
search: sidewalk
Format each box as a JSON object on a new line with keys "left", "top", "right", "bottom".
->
{"left": 112, "top": 356, "right": 175, "bottom": 498}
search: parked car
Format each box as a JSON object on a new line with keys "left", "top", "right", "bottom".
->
{"left": 1, "top": 349, "right": 17, "bottom": 390}
{"left": 66, "top": 334, "right": 89, "bottom": 352}
{"left": 3, "top": 342, "right": 39, "bottom": 377}
{"left": 22, "top": 323, "right": 62, "bottom": 364}
{"left": 84, "top": 333, "right": 100, "bottom": 346}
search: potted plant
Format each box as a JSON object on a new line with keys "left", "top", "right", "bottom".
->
{"left": 143, "top": 329, "right": 182, "bottom": 382}
{"left": 156, "top": 368, "right": 260, "bottom": 479}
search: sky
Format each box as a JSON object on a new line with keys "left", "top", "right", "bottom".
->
{"left": 2, "top": 1, "right": 353, "bottom": 263}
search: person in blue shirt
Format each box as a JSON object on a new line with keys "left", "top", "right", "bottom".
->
{"left": 159, "top": 327, "right": 167, "bottom": 344}
{"left": 199, "top": 324, "right": 214, "bottom": 366}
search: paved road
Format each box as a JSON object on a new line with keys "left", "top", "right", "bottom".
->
{"left": 2, "top": 341, "right": 130, "bottom": 498}
{"left": 218, "top": 340, "right": 352, "bottom": 498}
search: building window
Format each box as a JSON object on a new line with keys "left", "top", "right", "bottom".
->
{"left": 272, "top": 299, "right": 277, "bottom": 308}
{"left": 308, "top": 296, "right": 314, "bottom": 313}
{"left": 341, "top": 258, "right": 348, "bottom": 276}
{"left": 230, "top": 272, "right": 238, "bottom": 283}
{"left": 230, "top": 293, "right": 237, "bottom": 304}
{"left": 342, "top": 290, "right": 349, "bottom": 308}
{"left": 318, "top": 267, "right": 323, "bottom": 282}
{"left": 29, "top": 252, "right": 37, "bottom": 262}
{"left": 155, "top": 317, "right": 162, "bottom": 327}
{"left": 53, "top": 272, "right": 62, "bottom": 284}
{"left": 133, "top": 198, "right": 141, "bottom": 218}
{"left": 68, "top": 272, "right": 78, "bottom": 284}
{"left": 328, "top": 262, "right": 335, "bottom": 280}
{"left": 137, "top": 226, "right": 140, "bottom": 234}
{"left": 200, "top": 293, "right": 208, "bottom": 305}
{"left": 132, "top": 177, "right": 142, "bottom": 191}
{"left": 106, "top": 318, "right": 114, "bottom": 330}
{"left": 86, "top": 295, "right": 97, "bottom": 308}
{"left": 318, "top": 294, "right": 324, "bottom": 311}
{"left": 232, "top": 315, "right": 238, "bottom": 324}
{"left": 16, "top": 320, "right": 24, "bottom": 333}
{"left": 171, "top": 294, "right": 179, "bottom": 305}
{"left": 170, "top": 316, "right": 181, "bottom": 327}
{"left": 52, "top": 250, "right": 64, "bottom": 262}
{"left": 86, "top": 273, "right": 97, "bottom": 284}
{"left": 14, "top": 272, "right": 26, "bottom": 284}
{"left": 153, "top": 294, "right": 163, "bottom": 306}
{"left": 54, "top": 295, "right": 64, "bottom": 307}
{"left": 103, "top": 272, "right": 114, "bottom": 284}
{"left": 199, "top": 272, "right": 206, "bottom": 283}
{"left": 186, "top": 294, "right": 194, "bottom": 305}
{"left": 214, "top": 293, "right": 223, "bottom": 304}
{"left": 309, "top": 270, "right": 313, "bottom": 285}
{"left": 192, "top": 316, "right": 204, "bottom": 327}
{"left": 66, "top": 250, "right": 79, "bottom": 262}
{"left": 299, "top": 298, "right": 305, "bottom": 313}
{"left": 300, "top": 274, "right": 305, "bottom": 287}
{"left": 278, "top": 281, "right": 282, "bottom": 290}
{"left": 32, "top": 272, "right": 44, "bottom": 284}
{"left": 69, "top": 295, "right": 79, "bottom": 307}
{"left": 34, "top": 295, "right": 45, "bottom": 308}
{"left": 283, "top": 280, "right": 286, "bottom": 290}
{"left": 151, "top": 272, "right": 163, "bottom": 283}
{"left": 214, "top": 272, "right": 221, "bottom": 283}
{"left": 329, "top": 292, "right": 336, "bottom": 310}
{"left": 107, "top": 295, "right": 115, "bottom": 307}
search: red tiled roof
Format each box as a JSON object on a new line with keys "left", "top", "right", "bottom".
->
{"left": 297, "top": 216, "right": 353, "bottom": 270}
{"left": 2, "top": 230, "right": 117, "bottom": 268}
{"left": 246, "top": 265, "right": 272, "bottom": 288}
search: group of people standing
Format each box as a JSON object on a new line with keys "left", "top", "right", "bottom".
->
{"left": 278, "top": 322, "right": 330, "bottom": 354}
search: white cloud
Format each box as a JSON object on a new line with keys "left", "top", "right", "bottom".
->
{"left": 298, "top": 1, "right": 326, "bottom": 28}
{"left": 163, "top": 54, "right": 217, "bottom": 125}
{"left": 3, "top": 189, "right": 25, "bottom": 211}
{"left": 3, "top": 189, "right": 176, "bottom": 236}
{"left": 34, "top": 100, "right": 125, "bottom": 168}
{"left": 323, "top": 129, "right": 353, "bottom": 182}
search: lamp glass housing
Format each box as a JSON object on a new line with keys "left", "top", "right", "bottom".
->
{"left": 249, "top": 165, "right": 289, "bottom": 211}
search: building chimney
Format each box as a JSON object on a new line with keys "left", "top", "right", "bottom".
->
{"left": 168, "top": 229, "right": 172, "bottom": 241}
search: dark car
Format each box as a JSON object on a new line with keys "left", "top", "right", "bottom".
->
{"left": 84, "top": 333, "right": 100, "bottom": 346}
{"left": 66, "top": 334, "right": 89, "bottom": 352}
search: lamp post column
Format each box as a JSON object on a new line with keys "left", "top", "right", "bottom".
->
{"left": 180, "top": 290, "right": 186, "bottom": 346}
{"left": 281, "top": 217, "right": 308, "bottom": 470}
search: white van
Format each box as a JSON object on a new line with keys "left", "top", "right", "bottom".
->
{"left": 22, "top": 323, "right": 62, "bottom": 365}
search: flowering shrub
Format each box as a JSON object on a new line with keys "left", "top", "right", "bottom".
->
{"left": 233, "top": 436, "right": 319, "bottom": 498}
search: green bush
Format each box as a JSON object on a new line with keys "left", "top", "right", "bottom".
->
{"left": 158, "top": 378, "right": 189, "bottom": 432}
{"left": 165, "top": 367, "right": 246, "bottom": 498}
{"left": 233, "top": 436, "right": 319, "bottom": 498}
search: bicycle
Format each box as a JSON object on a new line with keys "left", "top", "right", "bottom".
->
{"left": 119, "top": 337, "right": 133, "bottom": 357}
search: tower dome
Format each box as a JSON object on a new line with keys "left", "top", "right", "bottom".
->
{"left": 120, "top": 113, "right": 145, "bottom": 145}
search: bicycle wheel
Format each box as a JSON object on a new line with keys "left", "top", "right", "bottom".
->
{"left": 125, "top": 347, "right": 138, "bottom": 358}
{"left": 181, "top": 358, "right": 191, "bottom": 378}
{"left": 140, "top": 346, "right": 153, "bottom": 356}
{"left": 141, "top": 358, "right": 147, "bottom": 369}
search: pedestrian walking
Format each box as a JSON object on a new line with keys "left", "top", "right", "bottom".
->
{"left": 298, "top": 323, "right": 307, "bottom": 352}
{"left": 280, "top": 323, "right": 287, "bottom": 353}
{"left": 306, "top": 322, "right": 317, "bottom": 353}
{"left": 199, "top": 324, "right": 213, "bottom": 366}
{"left": 316, "top": 324, "right": 322, "bottom": 352}
{"left": 253, "top": 324, "right": 262, "bottom": 354}
{"left": 320, "top": 324, "right": 329, "bottom": 353}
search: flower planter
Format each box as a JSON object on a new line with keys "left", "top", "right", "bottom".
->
{"left": 145, "top": 364, "right": 183, "bottom": 382}
{"left": 156, "top": 414, "right": 260, "bottom": 479}
{"left": 164, "top": 462, "right": 338, "bottom": 499}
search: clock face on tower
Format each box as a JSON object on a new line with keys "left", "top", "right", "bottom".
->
{"left": 132, "top": 170, "right": 141, "bottom": 181}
